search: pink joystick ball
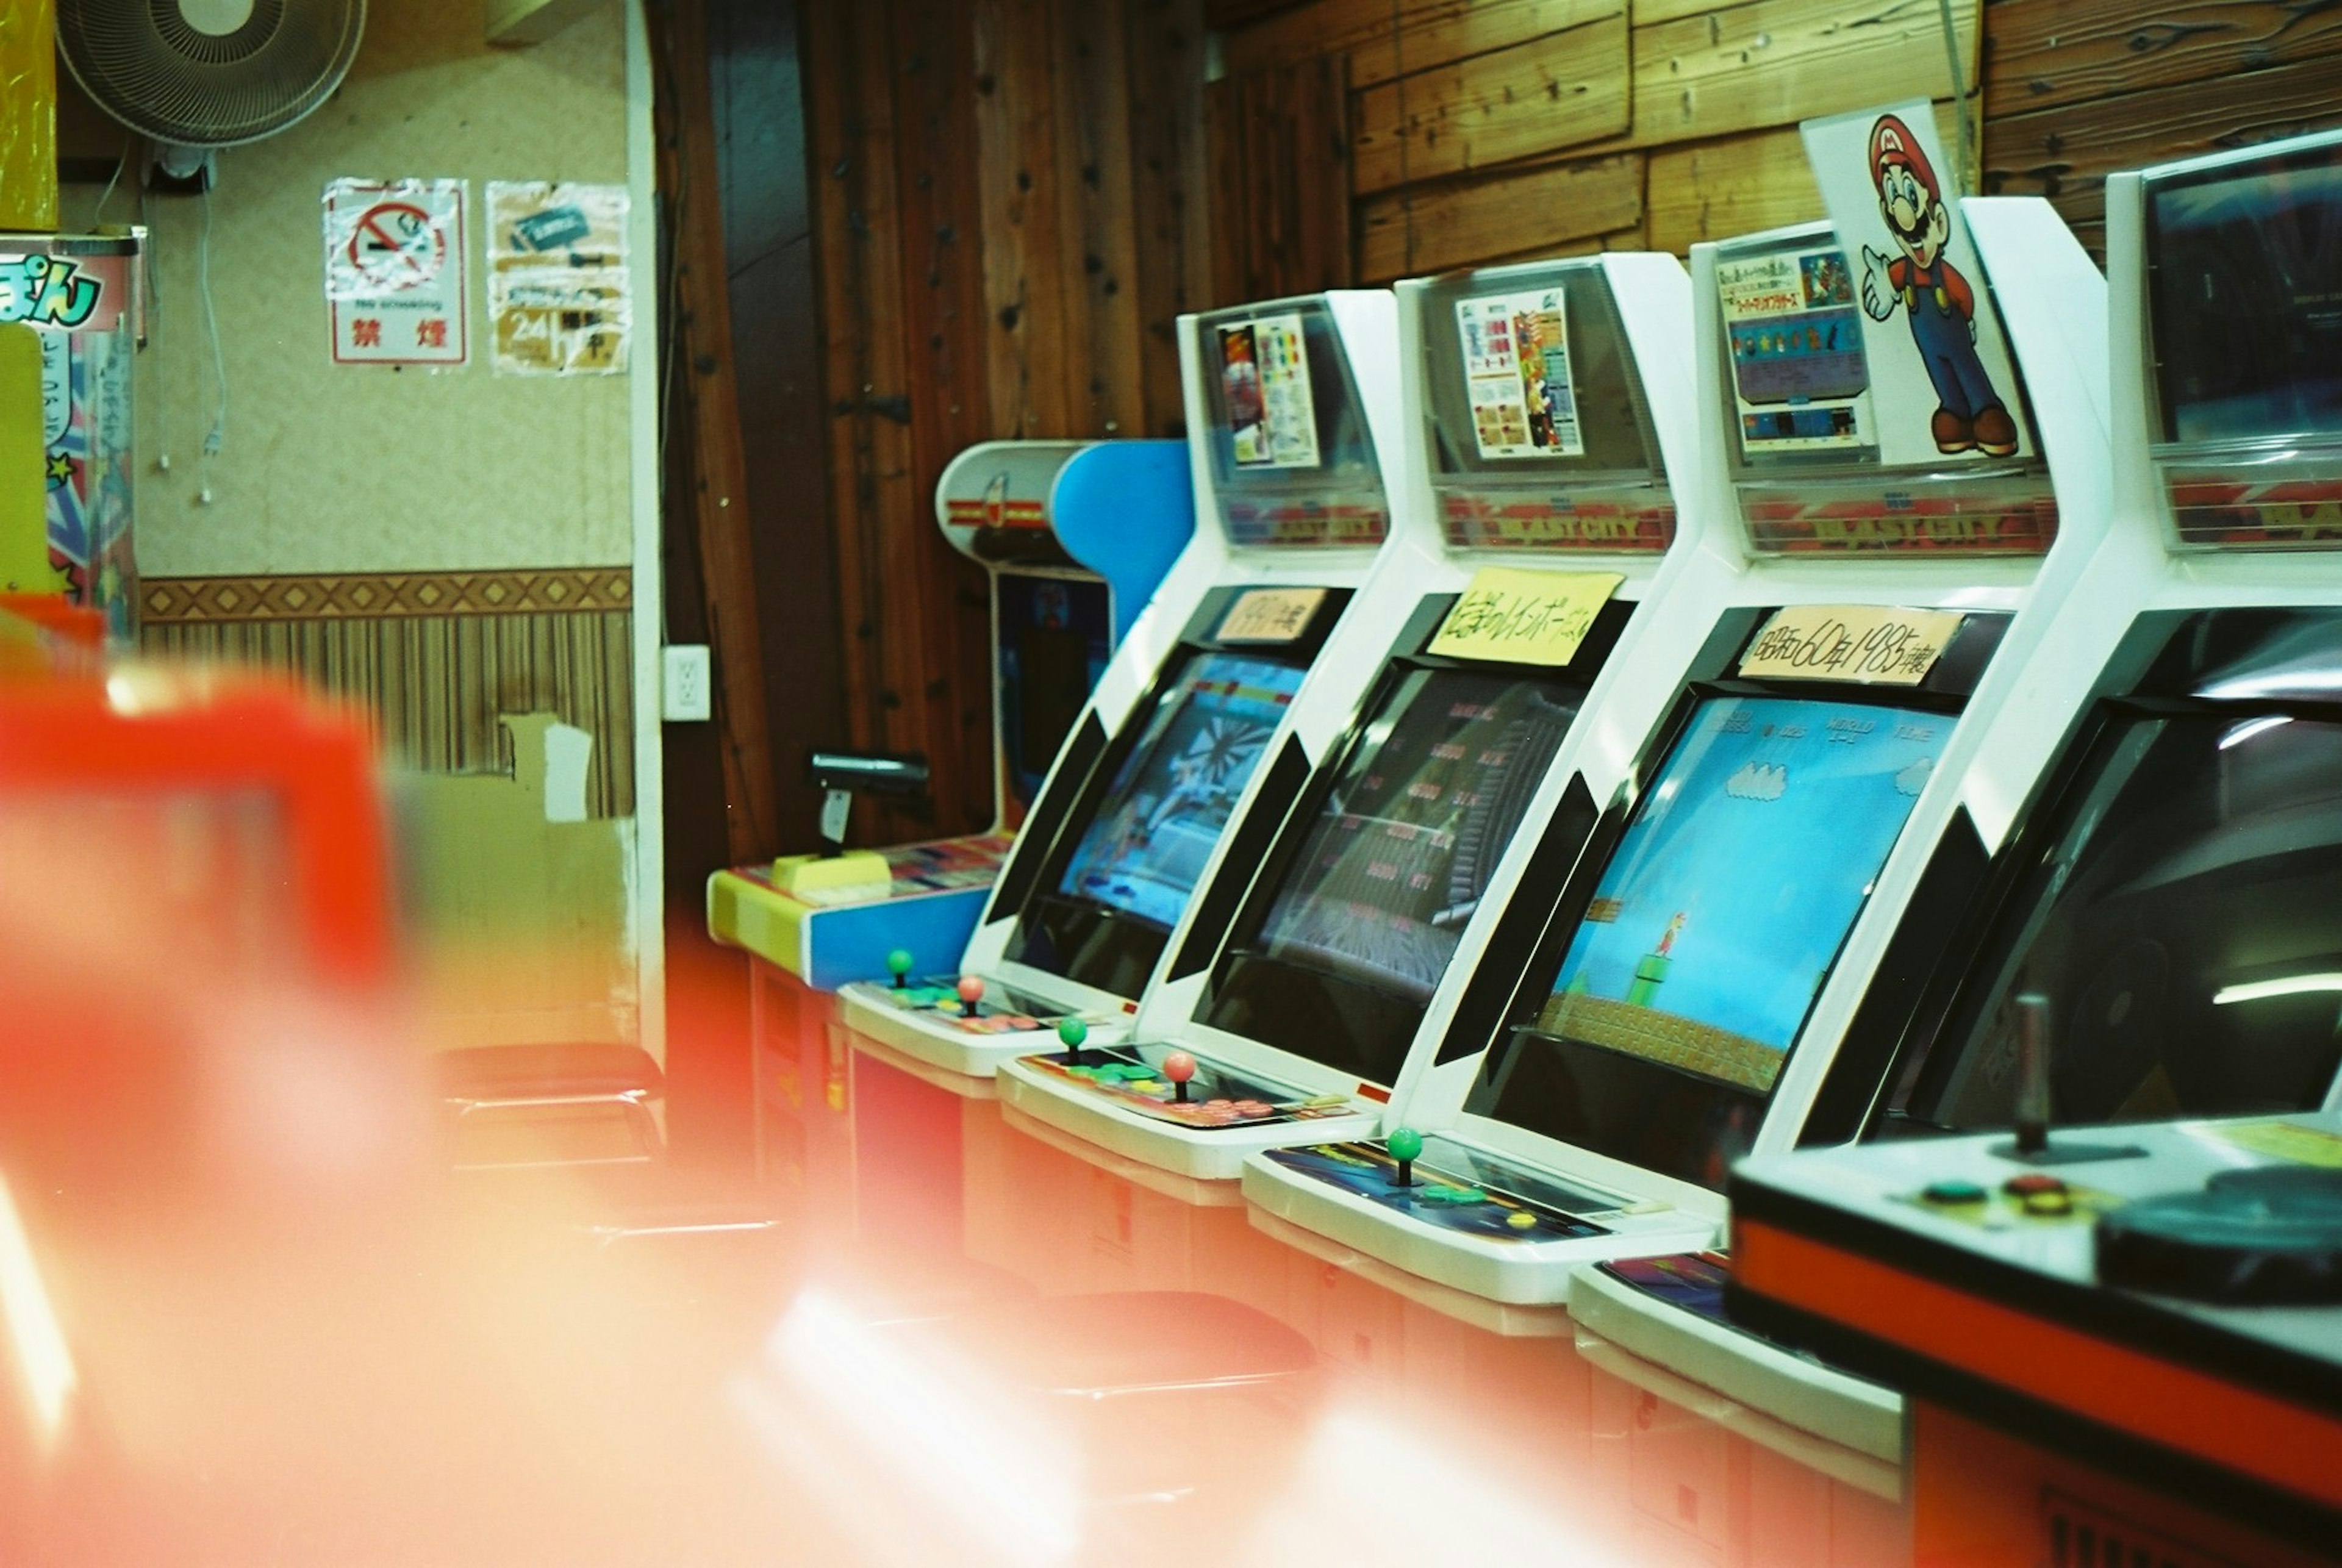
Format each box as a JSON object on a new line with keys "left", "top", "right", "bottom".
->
{"left": 956, "top": 975, "right": 985, "bottom": 1004}
{"left": 1162, "top": 1051, "right": 1197, "bottom": 1084}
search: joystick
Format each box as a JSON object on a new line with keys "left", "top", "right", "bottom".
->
{"left": 886, "top": 949, "right": 914, "bottom": 990}
{"left": 956, "top": 975, "right": 984, "bottom": 1019}
{"left": 1162, "top": 1051, "right": 1197, "bottom": 1103}
{"left": 1388, "top": 1126, "right": 1423, "bottom": 1189}
{"left": 1057, "top": 1016, "right": 1088, "bottom": 1065}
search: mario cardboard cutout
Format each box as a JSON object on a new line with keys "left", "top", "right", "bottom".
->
{"left": 1799, "top": 101, "right": 2034, "bottom": 470}
{"left": 1858, "top": 114, "right": 2017, "bottom": 457}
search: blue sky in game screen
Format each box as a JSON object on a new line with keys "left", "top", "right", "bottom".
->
{"left": 1057, "top": 651, "right": 1302, "bottom": 930}
{"left": 1547, "top": 695, "right": 1941, "bottom": 1062}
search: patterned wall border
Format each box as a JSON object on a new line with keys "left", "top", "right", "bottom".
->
{"left": 142, "top": 568, "right": 634, "bottom": 623}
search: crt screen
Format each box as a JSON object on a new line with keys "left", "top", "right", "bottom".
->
{"left": 1908, "top": 713, "right": 2342, "bottom": 1131}
{"left": 1252, "top": 668, "right": 1576, "bottom": 1002}
{"left": 1055, "top": 652, "right": 1303, "bottom": 930}
{"left": 2150, "top": 146, "right": 2342, "bottom": 445}
{"left": 1534, "top": 695, "right": 1941, "bottom": 1094}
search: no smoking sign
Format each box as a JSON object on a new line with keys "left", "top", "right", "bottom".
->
{"left": 324, "top": 178, "right": 468, "bottom": 367}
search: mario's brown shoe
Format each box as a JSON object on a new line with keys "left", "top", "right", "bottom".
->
{"left": 1972, "top": 404, "right": 2019, "bottom": 456}
{"left": 1932, "top": 408, "right": 1973, "bottom": 453}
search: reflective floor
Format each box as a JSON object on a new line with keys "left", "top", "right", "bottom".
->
{"left": 0, "top": 944, "right": 1909, "bottom": 1566}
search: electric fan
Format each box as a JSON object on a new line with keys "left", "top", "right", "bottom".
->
{"left": 57, "top": 0, "right": 367, "bottom": 179}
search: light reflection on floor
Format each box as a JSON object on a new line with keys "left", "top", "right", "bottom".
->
{"left": 0, "top": 937, "right": 1908, "bottom": 1565}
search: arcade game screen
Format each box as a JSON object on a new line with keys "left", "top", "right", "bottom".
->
{"left": 2149, "top": 142, "right": 2342, "bottom": 445}
{"left": 1530, "top": 695, "right": 1939, "bottom": 1095}
{"left": 1900, "top": 709, "right": 2342, "bottom": 1134}
{"left": 1248, "top": 668, "right": 1577, "bottom": 1002}
{"left": 1055, "top": 651, "right": 1303, "bottom": 930}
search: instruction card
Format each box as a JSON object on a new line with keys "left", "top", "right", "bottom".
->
{"left": 322, "top": 178, "right": 468, "bottom": 367}
{"left": 1220, "top": 313, "right": 1319, "bottom": 468}
{"left": 1428, "top": 567, "right": 1622, "bottom": 667}
{"left": 1738, "top": 604, "right": 1963, "bottom": 685}
{"left": 1717, "top": 242, "right": 1874, "bottom": 456}
{"left": 1456, "top": 287, "right": 1584, "bottom": 459}
{"left": 485, "top": 182, "right": 631, "bottom": 376}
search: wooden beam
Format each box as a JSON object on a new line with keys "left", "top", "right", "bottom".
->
{"left": 1052, "top": 0, "right": 1149, "bottom": 437}
{"left": 1349, "top": 10, "right": 1630, "bottom": 194}
{"left": 650, "top": 0, "right": 781, "bottom": 864}
{"left": 975, "top": 0, "right": 1079, "bottom": 439}
{"left": 1227, "top": 0, "right": 1616, "bottom": 88}
{"left": 1126, "top": 0, "right": 1217, "bottom": 434}
{"left": 1208, "top": 54, "right": 1355, "bottom": 301}
{"left": 1356, "top": 150, "right": 1642, "bottom": 280}
{"left": 1982, "top": 0, "right": 2342, "bottom": 116}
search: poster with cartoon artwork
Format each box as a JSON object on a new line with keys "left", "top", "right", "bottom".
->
{"left": 1220, "top": 312, "right": 1319, "bottom": 468}
{"left": 1456, "top": 287, "right": 1584, "bottom": 459}
{"left": 1800, "top": 102, "right": 2035, "bottom": 467}
{"left": 1716, "top": 243, "right": 1877, "bottom": 456}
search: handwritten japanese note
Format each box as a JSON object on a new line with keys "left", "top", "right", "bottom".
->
{"left": 1217, "top": 587, "right": 1327, "bottom": 643}
{"left": 1427, "top": 567, "right": 1621, "bottom": 668}
{"left": 1739, "top": 604, "right": 1963, "bottom": 686}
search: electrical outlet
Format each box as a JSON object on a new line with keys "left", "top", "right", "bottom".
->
{"left": 662, "top": 645, "right": 712, "bottom": 722}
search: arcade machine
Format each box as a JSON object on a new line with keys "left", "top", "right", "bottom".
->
{"left": 838, "top": 293, "right": 1403, "bottom": 1080}
{"left": 993, "top": 252, "right": 1703, "bottom": 1181}
{"left": 708, "top": 438, "right": 1188, "bottom": 994}
{"left": 1715, "top": 126, "right": 2342, "bottom": 1561}
{"left": 1241, "top": 109, "right": 2113, "bottom": 1350}
{"left": 1730, "top": 1112, "right": 2342, "bottom": 1566}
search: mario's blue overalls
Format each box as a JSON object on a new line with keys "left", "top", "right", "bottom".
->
{"left": 1891, "top": 258, "right": 2000, "bottom": 423}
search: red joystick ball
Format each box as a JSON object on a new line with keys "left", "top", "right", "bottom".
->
{"left": 956, "top": 975, "right": 984, "bottom": 1018}
{"left": 1162, "top": 1050, "right": 1197, "bottom": 1103}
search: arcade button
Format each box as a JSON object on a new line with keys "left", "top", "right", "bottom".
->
{"left": 2020, "top": 1189, "right": 2075, "bottom": 1218}
{"left": 1414, "top": 1183, "right": 1486, "bottom": 1206}
{"left": 886, "top": 948, "right": 914, "bottom": 989}
{"left": 956, "top": 975, "right": 985, "bottom": 1019}
{"left": 2002, "top": 1172, "right": 2067, "bottom": 1199}
{"left": 1388, "top": 1126, "right": 1424, "bottom": 1189}
{"left": 1919, "top": 1179, "right": 1988, "bottom": 1206}
{"left": 1505, "top": 1211, "right": 1539, "bottom": 1231}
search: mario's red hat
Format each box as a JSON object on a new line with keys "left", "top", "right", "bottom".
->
{"left": 1869, "top": 113, "right": 1939, "bottom": 201}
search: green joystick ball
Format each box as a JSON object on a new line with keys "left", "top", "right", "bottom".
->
{"left": 1388, "top": 1126, "right": 1424, "bottom": 1189}
{"left": 1057, "top": 1016, "right": 1089, "bottom": 1065}
{"left": 886, "top": 949, "right": 914, "bottom": 989}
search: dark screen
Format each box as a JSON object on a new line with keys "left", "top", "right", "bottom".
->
{"left": 1902, "top": 711, "right": 2342, "bottom": 1131}
{"left": 2149, "top": 143, "right": 2342, "bottom": 445}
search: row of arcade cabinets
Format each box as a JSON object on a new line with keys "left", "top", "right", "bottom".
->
{"left": 1723, "top": 133, "right": 2342, "bottom": 1568}
{"left": 768, "top": 106, "right": 2342, "bottom": 1565}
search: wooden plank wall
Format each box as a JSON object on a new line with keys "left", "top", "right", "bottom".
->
{"left": 800, "top": 0, "right": 1214, "bottom": 843}
{"left": 794, "top": 0, "right": 2342, "bottom": 839}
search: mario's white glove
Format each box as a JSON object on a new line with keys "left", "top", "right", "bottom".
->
{"left": 1860, "top": 245, "right": 1896, "bottom": 321}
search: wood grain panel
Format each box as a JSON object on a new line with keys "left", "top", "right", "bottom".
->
{"left": 141, "top": 609, "right": 636, "bottom": 819}
{"left": 1983, "top": 54, "right": 2342, "bottom": 228}
{"left": 1357, "top": 151, "right": 1642, "bottom": 280}
{"left": 1644, "top": 101, "right": 1958, "bottom": 254}
{"left": 1053, "top": 0, "right": 1148, "bottom": 436}
{"left": 1350, "top": 10, "right": 1630, "bottom": 193}
{"left": 1228, "top": 0, "right": 1618, "bottom": 88}
{"left": 1126, "top": 0, "right": 1216, "bottom": 434}
{"left": 1629, "top": 0, "right": 1979, "bottom": 152}
{"left": 1208, "top": 54, "right": 1355, "bottom": 301}
{"left": 1983, "top": 0, "right": 2342, "bottom": 116}
{"left": 975, "top": 0, "right": 1077, "bottom": 439}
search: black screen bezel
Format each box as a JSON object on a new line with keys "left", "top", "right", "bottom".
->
{"left": 1197, "top": 595, "right": 1638, "bottom": 1087}
{"left": 998, "top": 584, "right": 1349, "bottom": 1000}
{"left": 1452, "top": 610, "right": 2007, "bottom": 1191}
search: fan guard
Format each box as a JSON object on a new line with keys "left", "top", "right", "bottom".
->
{"left": 58, "top": 0, "right": 367, "bottom": 151}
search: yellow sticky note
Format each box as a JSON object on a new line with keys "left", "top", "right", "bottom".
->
{"left": 1739, "top": 604, "right": 1964, "bottom": 686}
{"left": 0, "top": 323, "right": 52, "bottom": 593}
{"left": 1428, "top": 567, "right": 1622, "bottom": 667}
{"left": 1218, "top": 586, "right": 1326, "bottom": 643}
